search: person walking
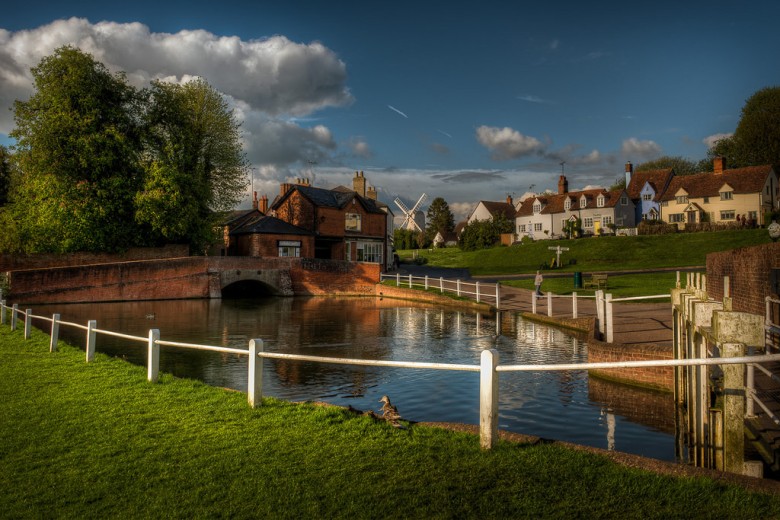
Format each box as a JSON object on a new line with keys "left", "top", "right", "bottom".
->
{"left": 534, "top": 270, "right": 543, "bottom": 298}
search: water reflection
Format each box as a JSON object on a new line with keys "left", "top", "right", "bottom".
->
{"left": 34, "top": 297, "right": 675, "bottom": 461}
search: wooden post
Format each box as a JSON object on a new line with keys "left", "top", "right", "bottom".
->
{"left": 1, "top": 300, "right": 6, "bottom": 325}
{"left": 480, "top": 349, "right": 499, "bottom": 449}
{"left": 147, "top": 329, "right": 160, "bottom": 382}
{"left": 605, "top": 294, "right": 613, "bottom": 343}
{"left": 408, "top": 274, "right": 413, "bottom": 288}
{"left": 547, "top": 292, "right": 553, "bottom": 317}
{"left": 50, "top": 314, "right": 60, "bottom": 353}
{"left": 476, "top": 281, "right": 481, "bottom": 303}
{"left": 424, "top": 275, "right": 429, "bottom": 290}
{"left": 11, "top": 304, "right": 18, "bottom": 331}
{"left": 595, "top": 291, "right": 604, "bottom": 336}
{"left": 24, "top": 309, "right": 32, "bottom": 339}
{"left": 457, "top": 279, "right": 461, "bottom": 297}
{"left": 722, "top": 342, "right": 746, "bottom": 475}
{"left": 572, "top": 292, "right": 578, "bottom": 318}
{"left": 440, "top": 277, "right": 444, "bottom": 293}
{"left": 86, "top": 320, "right": 97, "bottom": 362}
{"left": 531, "top": 291, "right": 537, "bottom": 314}
{"left": 495, "top": 283, "right": 500, "bottom": 310}
{"left": 396, "top": 273, "right": 400, "bottom": 286}
{"left": 248, "top": 338, "right": 264, "bottom": 408}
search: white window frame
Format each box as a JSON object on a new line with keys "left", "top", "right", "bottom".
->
{"left": 583, "top": 217, "right": 593, "bottom": 228}
{"left": 720, "top": 191, "right": 733, "bottom": 201}
{"left": 345, "top": 213, "right": 362, "bottom": 232}
{"left": 597, "top": 195, "right": 605, "bottom": 208}
{"left": 533, "top": 222, "right": 542, "bottom": 232}
{"left": 720, "top": 210, "right": 735, "bottom": 221}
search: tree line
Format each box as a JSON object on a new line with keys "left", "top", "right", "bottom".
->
{"left": 0, "top": 46, "right": 247, "bottom": 254}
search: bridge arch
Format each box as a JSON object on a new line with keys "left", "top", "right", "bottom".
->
{"left": 217, "top": 268, "right": 293, "bottom": 298}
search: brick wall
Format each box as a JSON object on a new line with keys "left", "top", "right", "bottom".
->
{"left": 587, "top": 339, "right": 673, "bottom": 392}
{"left": 706, "top": 242, "right": 780, "bottom": 316}
{"left": 0, "top": 244, "right": 189, "bottom": 272}
{"left": 290, "top": 259, "right": 380, "bottom": 295}
{"left": 588, "top": 377, "right": 675, "bottom": 434}
{"left": 235, "top": 234, "right": 315, "bottom": 258}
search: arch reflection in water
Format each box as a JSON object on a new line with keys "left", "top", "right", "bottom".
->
{"left": 35, "top": 297, "right": 675, "bottom": 461}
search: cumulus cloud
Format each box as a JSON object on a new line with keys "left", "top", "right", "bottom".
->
{"left": 621, "top": 137, "right": 661, "bottom": 159}
{"left": 431, "top": 170, "right": 507, "bottom": 184}
{"left": 0, "top": 17, "right": 354, "bottom": 162}
{"left": 703, "top": 132, "right": 732, "bottom": 149}
{"left": 347, "top": 137, "right": 373, "bottom": 158}
{"left": 476, "top": 125, "right": 544, "bottom": 160}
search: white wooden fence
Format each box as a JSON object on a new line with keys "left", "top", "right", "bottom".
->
{"left": 380, "top": 273, "right": 501, "bottom": 309}
{"left": 4, "top": 298, "right": 778, "bottom": 463}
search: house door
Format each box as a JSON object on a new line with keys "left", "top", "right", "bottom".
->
{"left": 687, "top": 211, "right": 696, "bottom": 223}
{"left": 593, "top": 220, "right": 601, "bottom": 235}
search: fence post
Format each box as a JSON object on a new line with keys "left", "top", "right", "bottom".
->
{"left": 50, "top": 314, "right": 60, "bottom": 353}
{"left": 396, "top": 273, "right": 400, "bottom": 286}
{"left": 676, "top": 271, "right": 680, "bottom": 288}
{"left": 547, "top": 292, "right": 553, "bottom": 317}
{"left": 86, "top": 320, "right": 97, "bottom": 362}
{"left": 476, "top": 281, "right": 481, "bottom": 303}
{"left": 24, "top": 309, "right": 32, "bottom": 339}
{"left": 495, "top": 283, "right": 500, "bottom": 310}
{"left": 572, "top": 292, "right": 578, "bottom": 319}
{"left": 424, "top": 275, "right": 429, "bottom": 290}
{"left": 440, "top": 277, "right": 444, "bottom": 293}
{"left": 408, "top": 274, "right": 413, "bottom": 288}
{"left": 1, "top": 300, "right": 6, "bottom": 325}
{"left": 147, "top": 329, "right": 160, "bottom": 382}
{"left": 595, "top": 291, "right": 604, "bottom": 336}
{"left": 248, "top": 338, "right": 264, "bottom": 408}
{"left": 746, "top": 362, "right": 755, "bottom": 418}
{"left": 480, "top": 349, "right": 499, "bottom": 450}
{"left": 457, "top": 279, "right": 461, "bottom": 297}
{"left": 532, "top": 291, "right": 537, "bottom": 314}
{"left": 722, "top": 343, "right": 747, "bottom": 475}
{"left": 11, "top": 303, "right": 18, "bottom": 331}
{"left": 605, "top": 294, "right": 614, "bottom": 343}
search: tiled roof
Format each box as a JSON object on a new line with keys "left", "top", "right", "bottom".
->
{"left": 478, "top": 200, "right": 517, "bottom": 220}
{"left": 659, "top": 165, "right": 775, "bottom": 201}
{"left": 230, "top": 215, "right": 311, "bottom": 236}
{"left": 626, "top": 168, "right": 674, "bottom": 200}
{"left": 221, "top": 209, "right": 263, "bottom": 228}
{"left": 516, "top": 188, "right": 626, "bottom": 217}
{"left": 272, "top": 184, "right": 386, "bottom": 214}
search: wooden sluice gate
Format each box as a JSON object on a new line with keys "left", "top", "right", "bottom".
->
{"left": 673, "top": 273, "right": 779, "bottom": 478}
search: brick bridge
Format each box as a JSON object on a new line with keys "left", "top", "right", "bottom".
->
{"left": 6, "top": 257, "right": 381, "bottom": 304}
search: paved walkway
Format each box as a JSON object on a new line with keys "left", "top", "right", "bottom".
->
{"left": 396, "top": 264, "right": 674, "bottom": 347}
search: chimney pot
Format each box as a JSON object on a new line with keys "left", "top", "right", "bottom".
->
{"left": 714, "top": 156, "right": 725, "bottom": 174}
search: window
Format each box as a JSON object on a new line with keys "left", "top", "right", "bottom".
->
{"left": 661, "top": 201, "right": 668, "bottom": 207}
{"left": 642, "top": 193, "right": 652, "bottom": 201}
{"left": 583, "top": 217, "right": 593, "bottom": 228}
{"left": 720, "top": 210, "right": 735, "bottom": 220}
{"left": 720, "top": 191, "right": 733, "bottom": 200}
{"left": 345, "top": 213, "right": 361, "bottom": 231}
{"left": 670, "top": 213, "right": 685, "bottom": 223}
{"left": 357, "top": 242, "right": 382, "bottom": 263}
{"left": 580, "top": 196, "right": 587, "bottom": 208}
{"left": 564, "top": 199, "right": 571, "bottom": 211}
{"left": 597, "top": 195, "right": 605, "bottom": 208}
{"left": 534, "top": 223, "right": 542, "bottom": 232}
{"left": 533, "top": 202, "right": 541, "bottom": 214}
{"left": 518, "top": 224, "right": 526, "bottom": 233}
{"left": 703, "top": 197, "right": 709, "bottom": 204}
{"left": 748, "top": 211, "right": 758, "bottom": 221}
{"left": 642, "top": 213, "right": 648, "bottom": 221}
{"left": 676, "top": 195, "right": 688, "bottom": 204}
{"left": 278, "top": 240, "right": 301, "bottom": 257}
{"left": 620, "top": 196, "right": 628, "bottom": 205}
{"left": 602, "top": 216, "right": 613, "bottom": 226}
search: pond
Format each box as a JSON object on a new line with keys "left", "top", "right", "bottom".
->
{"left": 34, "top": 296, "right": 678, "bottom": 461}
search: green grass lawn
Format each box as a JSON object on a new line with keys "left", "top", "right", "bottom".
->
{"left": 399, "top": 228, "right": 770, "bottom": 275}
{"left": 2, "top": 323, "right": 780, "bottom": 518}
{"left": 504, "top": 272, "right": 680, "bottom": 300}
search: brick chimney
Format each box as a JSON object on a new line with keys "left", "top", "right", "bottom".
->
{"left": 558, "top": 175, "right": 569, "bottom": 195}
{"left": 714, "top": 156, "right": 725, "bottom": 174}
{"left": 506, "top": 194, "right": 513, "bottom": 205}
{"left": 259, "top": 194, "right": 268, "bottom": 214}
{"left": 280, "top": 182, "right": 292, "bottom": 196}
{"left": 366, "top": 186, "right": 377, "bottom": 200}
{"left": 251, "top": 191, "right": 258, "bottom": 210}
{"left": 625, "top": 161, "right": 633, "bottom": 186}
{"left": 353, "top": 170, "right": 366, "bottom": 197}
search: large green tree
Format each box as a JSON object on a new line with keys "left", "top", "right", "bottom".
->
{"left": 425, "top": 197, "right": 455, "bottom": 240}
{"left": 8, "top": 46, "right": 143, "bottom": 253}
{"left": 635, "top": 156, "right": 709, "bottom": 176}
{"left": 0, "top": 146, "right": 13, "bottom": 206}
{"left": 710, "top": 86, "right": 780, "bottom": 168}
{"left": 137, "top": 79, "right": 248, "bottom": 252}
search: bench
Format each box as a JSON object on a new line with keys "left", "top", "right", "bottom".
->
{"left": 585, "top": 273, "right": 608, "bottom": 290}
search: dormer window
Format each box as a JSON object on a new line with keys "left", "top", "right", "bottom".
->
{"left": 533, "top": 201, "right": 541, "bottom": 214}
{"left": 597, "top": 194, "right": 605, "bottom": 208}
{"left": 676, "top": 195, "right": 688, "bottom": 204}
{"left": 720, "top": 190, "right": 733, "bottom": 200}
{"left": 564, "top": 198, "right": 571, "bottom": 211}
{"left": 580, "top": 196, "right": 587, "bottom": 208}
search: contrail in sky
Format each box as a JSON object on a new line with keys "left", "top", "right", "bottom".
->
{"left": 437, "top": 129, "right": 452, "bottom": 138}
{"left": 387, "top": 105, "right": 409, "bottom": 118}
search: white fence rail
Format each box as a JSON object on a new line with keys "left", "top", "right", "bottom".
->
{"left": 4, "top": 298, "right": 775, "bottom": 452}
{"left": 380, "top": 273, "right": 501, "bottom": 309}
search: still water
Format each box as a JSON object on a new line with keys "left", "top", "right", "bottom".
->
{"left": 35, "top": 296, "right": 677, "bottom": 461}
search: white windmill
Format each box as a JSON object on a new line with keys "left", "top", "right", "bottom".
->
{"left": 394, "top": 193, "right": 428, "bottom": 231}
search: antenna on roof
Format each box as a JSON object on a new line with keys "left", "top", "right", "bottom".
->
{"left": 560, "top": 161, "right": 566, "bottom": 175}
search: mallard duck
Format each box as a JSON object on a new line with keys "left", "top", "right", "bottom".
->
{"left": 379, "top": 395, "right": 405, "bottom": 428}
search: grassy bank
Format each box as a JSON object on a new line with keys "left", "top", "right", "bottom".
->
{"left": 2, "top": 324, "right": 779, "bottom": 518}
{"left": 399, "top": 228, "right": 769, "bottom": 275}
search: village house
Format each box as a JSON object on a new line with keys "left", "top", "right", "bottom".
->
{"left": 515, "top": 175, "right": 635, "bottom": 240}
{"left": 624, "top": 162, "right": 675, "bottom": 223}
{"left": 658, "top": 158, "right": 779, "bottom": 229}
{"left": 467, "top": 197, "right": 517, "bottom": 224}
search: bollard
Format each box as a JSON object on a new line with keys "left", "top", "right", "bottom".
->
{"left": 480, "top": 349, "right": 499, "bottom": 449}
{"left": 147, "top": 329, "right": 160, "bottom": 382}
{"left": 248, "top": 338, "right": 264, "bottom": 408}
{"left": 50, "top": 314, "right": 60, "bottom": 352}
{"left": 24, "top": 309, "right": 32, "bottom": 339}
{"left": 86, "top": 320, "right": 97, "bottom": 362}
{"left": 11, "top": 304, "right": 18, "bottom": 331}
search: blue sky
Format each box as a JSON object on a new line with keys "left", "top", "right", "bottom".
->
{"left": 2, "top": 1, "right": 778, "bottom": 220}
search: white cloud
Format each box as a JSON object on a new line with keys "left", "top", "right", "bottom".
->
{"left": 703, "top": 132, "right": 732, "bottom": 149}
{"left": 0, "top": 17, "right": 353, "bottom": 133}
{"left": 348, "top": 137, "right": 373, "bottom": 158}
{"left": 476, "top": 125, "right": 544, "bottom": 160}
{"left": 620, "top": 137, "right": 661, "bottom": 159}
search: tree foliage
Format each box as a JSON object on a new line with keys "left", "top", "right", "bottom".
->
{"left": 3, "top": 47, "right": 247, "bottom": 254}
{"left": 137, "top": 79, "right": 248, "bottom": 252}
{"left": 458, "top": 214, "right": 513, "bottom": 251}
{"left": 709, "top": 86, "right": 780, "bottom": 168}
{"left": 425, "top": 197, "right": 455, "bottom": 240}
{"left": 393, "top": 228, "right": 427, "bottom": 250}
{"left": 0, "top": 146, "right": 13, "bottom": 206}
{"left": 635, "top": 156, "right": 707, "bottom": 176}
